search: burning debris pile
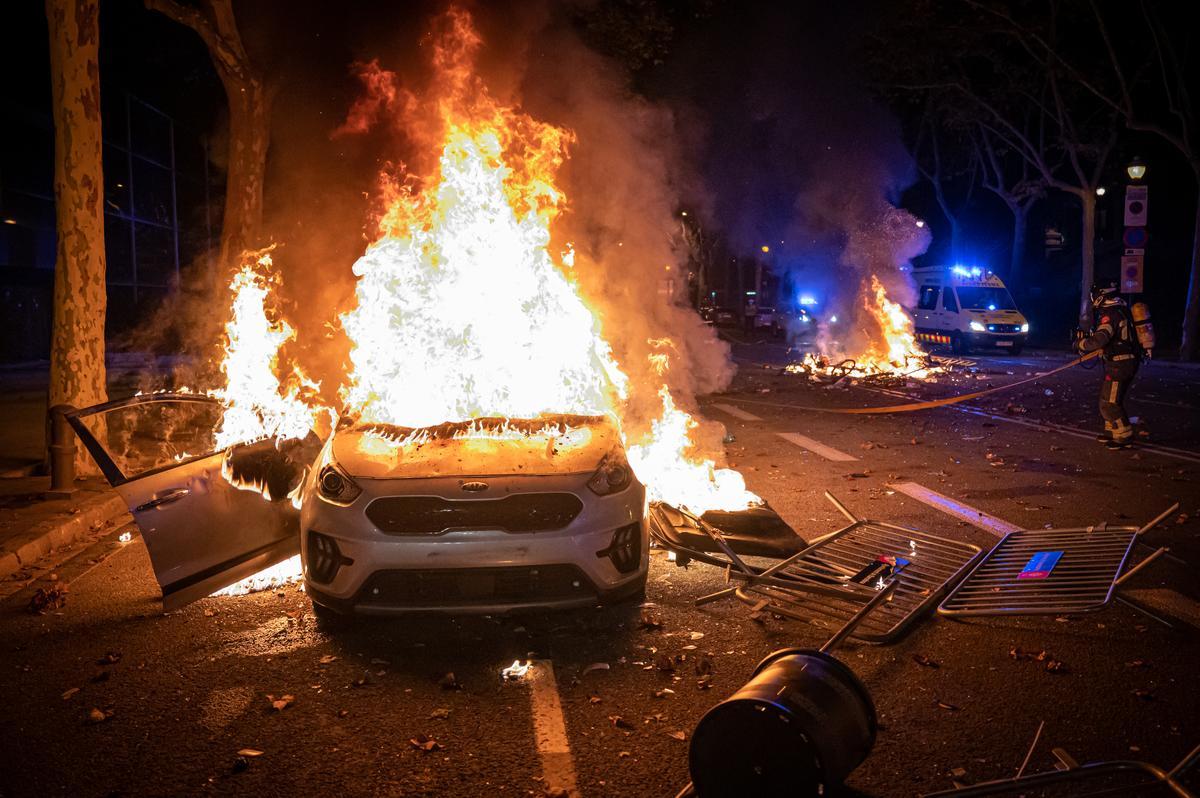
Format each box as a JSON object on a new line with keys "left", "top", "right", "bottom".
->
{"left": 787, "top": 276, "right": 942, "bottom": 383}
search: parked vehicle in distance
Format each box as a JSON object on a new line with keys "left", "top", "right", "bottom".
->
{"left": 706, "top": 306, "right": 738, "bottom": 327}
{"left": 753, "top": 306, "right": 785, "bottom": 338}
{"left": 910, "top": 265, "right": 1030, "bottom": 355}
{"left": 65, "top": 396, "right": 649, "bottom": 620}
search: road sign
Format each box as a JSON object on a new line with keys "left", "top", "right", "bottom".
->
{"left": 1121, "top": 249, "right": 1145, "bottom": 293}
{"left": 1123, "top": 226, "right": 1148, "bottom": 248}
{"left": 1124, "top": 185, "right": 1148, "bottom": 226}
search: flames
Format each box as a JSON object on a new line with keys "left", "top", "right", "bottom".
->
{"left": 626, "top": 386, "right": 759, "bottom": 514}
{"left": 790, "top": 274, "right": 941, "bottom": 381}
{"left": 201, "top": 8, "right": 763, "bottom": 600}
{"left": 338, "top": 16, "right": 625, "bottom": 429}
{"left": 212, "top": 251, "right": 318, "bottom": 450}
{"left": 334, "top": 8, "right": 752, "bottom": 514}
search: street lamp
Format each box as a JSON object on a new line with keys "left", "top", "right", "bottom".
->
{"left": 1126, "top": 156, "right": 1147, "bottom": 181}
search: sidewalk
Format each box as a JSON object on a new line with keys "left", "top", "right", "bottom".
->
{"left": 0, "top": 476, "right": 130, "bottom": 583}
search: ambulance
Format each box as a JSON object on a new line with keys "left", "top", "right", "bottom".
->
{"left": 909, "top": 265, "right": 1030, "bottom": 355}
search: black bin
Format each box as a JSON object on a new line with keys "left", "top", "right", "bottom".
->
{"left": 688, "top": 647, "right": 877, "bottom": 797}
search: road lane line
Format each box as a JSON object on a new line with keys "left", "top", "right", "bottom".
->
{"left": 723, "top": 392, "right": 1200, "bottom": 465}
{"left": 888, "top": 482, "right": 1021, "bottom": 537}
{"left": 528, "top": 660, "right": 580, "bottom": 798}
{"left": 710, "top": 403, "right": 762, "bottom": 421}
{"left": 776, "top": 432, "right": 858, "bottom": 461}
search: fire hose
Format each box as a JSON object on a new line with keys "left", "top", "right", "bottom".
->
{"left": 762, "top": 349, "right": 1101, "bottom": 414}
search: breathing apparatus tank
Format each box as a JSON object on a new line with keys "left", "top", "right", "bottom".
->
{"left": 1132, "top": 302, "right": 1156, "bottom": 355}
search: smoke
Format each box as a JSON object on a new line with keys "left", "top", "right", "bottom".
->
{"left": 511, "top": 13, "right": 734, "bottom": 440}
{"left": 657, "top": 2, "right": 930, "bottom": 358}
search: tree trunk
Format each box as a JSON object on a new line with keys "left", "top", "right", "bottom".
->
{"left": 1009, "top": 204, "right": 1028, "bottom": 286}
{"left": 1078, "top": 191, "right": 1097, "bottom": 328}
{"left": 46, "top": 0, "right": 107, "bottom": 475}
{"left": 1179, "top": 185, "right": 1200, "bottom": 360}
{"left": 218, "top": 80, "right": 270, "bottom": 267}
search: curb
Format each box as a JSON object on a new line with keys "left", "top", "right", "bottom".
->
{"left": 0, "top": 493, "right": 131, "bottom": 581}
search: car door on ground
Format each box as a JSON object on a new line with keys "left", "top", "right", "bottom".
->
{"left": 67, "top": 395, "right": 318, "bottom": 609}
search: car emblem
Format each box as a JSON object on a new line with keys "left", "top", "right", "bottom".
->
{"left": 461, "top": 481, "right": 489, "bottom": 492}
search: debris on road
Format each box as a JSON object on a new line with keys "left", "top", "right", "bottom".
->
{"left": 912, "top": 654, "right": 940, "bottom": 669}
{"left": 582, "top": 662, "right": 610, "bottom": 677}
{"left": 86, "top": 707, "right": 113, "bottom": 724}
{"left": 409, "top": 734, "right": 443, "bottom": 752}
{"left": 267, "top": 694, "right": 294, "bottom": 711}
{"left": 27, "top": 586, "right": 67, "bottom": 614}
{"left": 501, "top": 661, "right": 530, "bottom": 680}
{"left": 430, "top": 707, "right": 451, "bottom": 719}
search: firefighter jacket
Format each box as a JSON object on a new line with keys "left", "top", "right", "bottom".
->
{"left": 1078, "top": 302, "right": 1140, "bottom": 375}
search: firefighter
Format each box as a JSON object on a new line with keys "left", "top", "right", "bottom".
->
{"left": 1075, "top": 284, "right": 1141, "bottom": 449}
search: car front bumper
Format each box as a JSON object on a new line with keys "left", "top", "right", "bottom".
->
{"left": 300, "top": 473, "right": 648, "bottom": 615}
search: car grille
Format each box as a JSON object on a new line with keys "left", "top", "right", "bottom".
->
{"left": 356, "top": 565, "right": 596, "bottom": 607}
{"left": 986, "top": 324, "right": 1022, "bottom": 333}
{"left": 365, "top": 493, "right": 584, "bottom": 535}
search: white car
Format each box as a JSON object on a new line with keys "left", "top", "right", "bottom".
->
{"left": 67, "top": 395, "right": 649, "bottom": 618}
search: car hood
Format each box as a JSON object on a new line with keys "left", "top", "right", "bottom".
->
{"left": 330, "top": 415, "right": 623, "bottom": 479}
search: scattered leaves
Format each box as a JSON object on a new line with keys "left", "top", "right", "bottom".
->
{"left": 27, "top": 587, "right": 68, "bottom": 614}
{"left": 86, "top": 707, "right": 113, "bottom": 725}
{"left": 429, "top": 708, "right": 451, "bottom": 720}
{"left": 61, "top": 687, "right": 80, "bottom": 700}
{"left": 409, "top": 734, "right": 442, "bottom": 752}
{"left": 911, "top": 654, "right": 940, "bottom": 669}
{"left": 935, "top": 700, "right": 960, "bottom": 712}
{"left": 666, "top": 730, "right": 687, "bottom": 741}
{"left": 267, "top": 694, "right": 294, "bottom": 712}
{"left": 237, "top": 749, "right": 264, "bottom": 758}
{"left": 637, "top": 612, "right": 665, "bottom": 630}
{"left": 609, "top": 715, "right": 635, "bottom": 731}
{"left": 96, "top": 652, "right": 122, "bottom": 666}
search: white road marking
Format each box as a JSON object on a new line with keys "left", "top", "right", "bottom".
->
{"left": 711, "top": 403, "right": 762, "bottom": 421}
{"left": 528, "top": 660, "right": 580, "bottom": 798}
{"left": 888, "top": 482, "right": 1020, "bottom": 537}
{"left": 776, "top": 432, "right": 858, "bottom": 462}
{"left": 724, "top": 390, "right": 1200, "bottom": 465}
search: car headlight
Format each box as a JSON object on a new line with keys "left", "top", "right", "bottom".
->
{"left": 588, "top": 451, "right": 633, "bottom": 496}
{"left": 969, "top": 321, "right": 986, "bottom": 332}
{"left": 1020, "top": 322, "right": 1030, "bottom": 333}
{"left": 317, "top": 463, "right": 362, "bottom": 505}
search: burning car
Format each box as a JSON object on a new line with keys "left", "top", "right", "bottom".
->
{"left": 66, "top": 395, "right": 648, "bottom": 618}
{"left": 302, "top": 415, "right": 648, "bottom": 618}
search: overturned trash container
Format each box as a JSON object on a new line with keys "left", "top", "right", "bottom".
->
{"left": 687, "top": 579, "right": 895, "bottom": 797}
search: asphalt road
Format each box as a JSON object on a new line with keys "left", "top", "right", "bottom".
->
{"left": 2, "top": 341, "right": 1198, "bottom": 797}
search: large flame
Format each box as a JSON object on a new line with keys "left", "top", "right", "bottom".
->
{"left": 339, "top": 15, "right": 625, "bottom": 428}
{"left": 336, "top": 8, "right": 752, "bottom": 514}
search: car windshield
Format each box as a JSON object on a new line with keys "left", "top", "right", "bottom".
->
{"left": 956, "top": 286, "right": 1016, "bottom": 311}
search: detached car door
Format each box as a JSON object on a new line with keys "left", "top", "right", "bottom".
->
{"left": 67, "top": 394, "right": 317, "bottom": 609}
